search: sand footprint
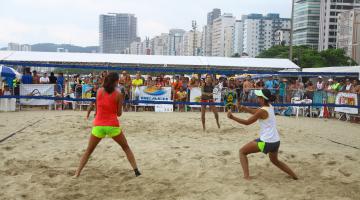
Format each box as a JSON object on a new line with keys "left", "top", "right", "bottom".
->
{"left": 338, "top": 169, "right": 352, "bottom": 177}
{"left": 312, "top": 152, "right": 325, "bottom": 159}
{"left": 344, "top": 155, "right": 357, "bottom": 161}
{"left": 326, "top": 160, "right": 337, "bottom": 166}
{"left": 2, "top": 146, "right": 14, "bottom": 151}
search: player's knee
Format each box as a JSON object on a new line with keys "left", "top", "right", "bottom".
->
{"left": 239, "top": 148, "right": 248, "bottom": 155}
{"left": 269, "top": 156, "right": 279, "bottom": 164}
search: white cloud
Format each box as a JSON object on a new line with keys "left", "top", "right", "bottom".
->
{"left": 0, "top": 0, "right": 292, "bottom": 47}
{"left": 140, "top": 20, "right": 169, "bottom": 37}
{"left": 0, "top": 18, "right": 34, "bottom": 44}
{"left": 45, "top": 24, "right": 98, "bottom": 46}
{"left": 0, "top": 18, "right": 98, "bottom": 47}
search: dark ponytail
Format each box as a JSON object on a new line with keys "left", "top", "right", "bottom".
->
{"left": 103, "top": 72, "right": 119, "bottom": 93}
{"left": 262, "top": 89, "right": 276, "bottom": 103}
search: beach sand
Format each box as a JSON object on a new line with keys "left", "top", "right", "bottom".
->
{"left": 0, "top": 111, "right": 359, "bottom": 200}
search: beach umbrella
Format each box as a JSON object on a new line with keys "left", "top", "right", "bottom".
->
{"left": 0, "top": 65, "right": 22, "bottom": 79}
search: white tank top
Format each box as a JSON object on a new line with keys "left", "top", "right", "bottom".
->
{"left": 346, "top": 84, "right": 352, "bottom": 91}
{"left": 258, "top": 105, "right": 280, "bottom": 143}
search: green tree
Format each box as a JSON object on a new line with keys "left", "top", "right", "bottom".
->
{"left": 231, "top": 53, "right": 241, "bottom": 57}
{"left": 256, "top": 45, "right": 357, "bottom": 68}
{"left": 320, "top": 48, "right": 357, "bottom": 66}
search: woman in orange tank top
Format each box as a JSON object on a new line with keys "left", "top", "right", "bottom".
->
{"left": 75, "top": 72, "right": 141, "bottom": 177}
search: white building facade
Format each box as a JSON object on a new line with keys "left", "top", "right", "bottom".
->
{"left": 180, "top": 31, "right": 202, "bottom": 56}
{"left": 337, "top": 8, "right": 360, "bottom": 64}
{"left": 274, "top": 29, "right": 291, "bottom": 46}
{"left": 319, "top": 0, "right": 360, "bottom": 51}
{"left": 243, "top": 14, "right": 290, "bottom": 57}
{"left": 232, "top": 20, "right": 244, "bottom": 56}
{"left": 150, "top": 33, "right": 169, "bottom": 55}
{"left": 211, "top": 13, "right": 236, "bottom": 57}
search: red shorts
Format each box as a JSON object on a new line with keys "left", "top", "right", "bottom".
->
{"left": 201, "top": 99, "right": 214, "bottom": 103}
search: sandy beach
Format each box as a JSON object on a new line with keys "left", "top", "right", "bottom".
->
{"left": 0, "top": 111, "right": 359, "bottom": 200}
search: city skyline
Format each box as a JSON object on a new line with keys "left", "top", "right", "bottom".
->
{"left": 0, "top": 0, "right": 292, "bottom": 48}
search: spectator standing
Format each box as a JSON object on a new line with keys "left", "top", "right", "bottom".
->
{"left": 304, "top": 81, "right": 315, "bottom": 100}
{"left": 278, "top": 79, "right": 288, "bottom": 103}
{"left": 176, "top": 87, "right": 187, "bottom": 112}
{"left": 57, "top": 73, "right": 65, "bottom": 94}
{"left": 314, "top": 76, "right": 325, "bottom": 108}
{"left": 49, "top": 72, "right": 57, "bottom": 84}
{"left": 264, "top": 76, "right": 279, "bottom": 94}
{"left": 32, "top": 70, "right": 40, "bottom": 84}
{"left": 243, "top": 75, "right": 253, "bottom": 102}
{"left": 343, "top": 79, "right": 353, "bottom": 93}
{"left": 132, "top": 73, "right": 143, "bottom": 100}
{"left": 40, "top": 73, "right": 50, "bottom": 84}
{"left": 22, "top": 71, "right": 33, "bottom": 84}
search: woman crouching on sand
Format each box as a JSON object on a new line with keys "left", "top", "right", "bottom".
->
{"left": 75, "top": 72, "right": 141, "bottom": 177}
{"left": 227, "top": 89, "right": 297, "bottom": 180}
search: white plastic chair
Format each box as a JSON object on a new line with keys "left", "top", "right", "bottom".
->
{"left": 291, "top": 97, "right": 303, "bottom": 117}
{"left": 302, "top": 99, "right": 317, "bottom": 117}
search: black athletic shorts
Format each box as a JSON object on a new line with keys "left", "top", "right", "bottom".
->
{"left": 255, "top": 138, "right": 280, "bottom": 154}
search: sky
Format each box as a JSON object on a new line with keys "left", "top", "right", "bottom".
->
{"left": 0, "top": 0, "right": 292, "bottom": 48}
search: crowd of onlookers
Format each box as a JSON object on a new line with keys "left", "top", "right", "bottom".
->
{"left": 1, "top": 70, "right": 360, "bottom": 115}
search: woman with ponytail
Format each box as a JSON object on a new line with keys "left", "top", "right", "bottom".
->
{"left": 75, "top": 72, "right": 141, "bottom": 177}
{"left": 227, "top": 89, "right": 297, "bottom": 180}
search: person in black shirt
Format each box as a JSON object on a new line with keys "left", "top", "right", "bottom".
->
{"left": 49, "top": 72, "right": 57, "bottom": 84}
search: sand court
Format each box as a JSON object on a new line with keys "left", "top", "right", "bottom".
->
{"left": 0, "top": 111, "right": 359, "bottom": 200}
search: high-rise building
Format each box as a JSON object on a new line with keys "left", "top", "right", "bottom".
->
{"left": 201, "top": 26, "right": 211, "bottom": 56}
{"left": 319, "top": 0, "right": 360, "bottom": 51}
{"left": 243, "top": 14, "right": 290, "bottom": 57}
{"left": 168, "top": 29, "right": 186, "bottom": 55}
{"left": 150, "top": 33, "right": 169, "bottom": 55}
{"left": 8, "top": 43, "right": 31, "bottom": 51}
{"left": 207, "top": 8, "right": 222, "bottom": 25}
{"left": 180, "top": 30, "right": 202, "bottom": 56}
{"left": 201, "top": 9, "right": 222, "bottom": 57}
{"left": 212, "top": 13, "right": 236, "bottom": 57}
{"left": 130, "top": 41, "right": 141, "bottom": 55}
{"left": 99, "top": 13, "right": 138, "bottom": 54}
{"left": 337, "top": 8, "right": 360, "bottom": 64}
{"left": 293, "top": 0, "right": 321, "bottom": 49}
{"left": 141, "top": 37, "right": 151, "bottom": 55}
{"left": 274, "top": 29, "right": 291, "bottom": 45}
{"left": 233, "top": 20, "right": 244, "bottom": 56}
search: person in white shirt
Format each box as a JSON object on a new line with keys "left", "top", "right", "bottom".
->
{"left": 316, "top": 76, "right": 324, "bottom": 91}
{"left": 227, "top": 89, "right": 298, "bottom": 180}
{"left": 40, "top": 73, "right": 50, "bottom": 84}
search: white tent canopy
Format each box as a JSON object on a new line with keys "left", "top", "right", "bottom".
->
{"left": 303, "top": 66, "right": 360, "bottom": 80}
{"left": 0, "top": 51, "right": 299, "bottom": 70}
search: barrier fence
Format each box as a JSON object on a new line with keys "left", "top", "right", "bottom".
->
{"left": 1, "top": 84, "right": 359, "bottom": 117}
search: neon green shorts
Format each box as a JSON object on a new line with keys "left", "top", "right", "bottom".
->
{"left": 91, "top": 126, "right": 122, "bottom": 138}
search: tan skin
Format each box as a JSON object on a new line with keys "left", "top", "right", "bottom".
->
{"left": 75, "top": 83, "right": 139, "bottom": 177}
{"left": 227, "top": 98, "right": 298, "bottom": 180}
{"left": 201, "top": 75, "right": 220, "bottom": 131}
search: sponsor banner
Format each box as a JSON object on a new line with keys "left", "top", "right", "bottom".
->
{"left": 155, "top": 104, "right": 174, "bottom": 112}
{"left": 137, "top": 86, "right": 172, "bottom": 106}
{"left": 334, "top": 92, "right": 358, "bottom": 114}
{"left": 189, "top": 87, "right": 202, "bottom": 108}
{"left": 82, "top": 84, "right": 93, "bottom": 99}
{"left": 189, "top": 87, "right": 222, "bottom": 108}
{"left": 20, "top": 84, "right": 55, "bottom": 105}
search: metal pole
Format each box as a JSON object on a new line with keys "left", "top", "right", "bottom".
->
{"left": 289, "top": 0, "right": 295, "bottom": 61}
